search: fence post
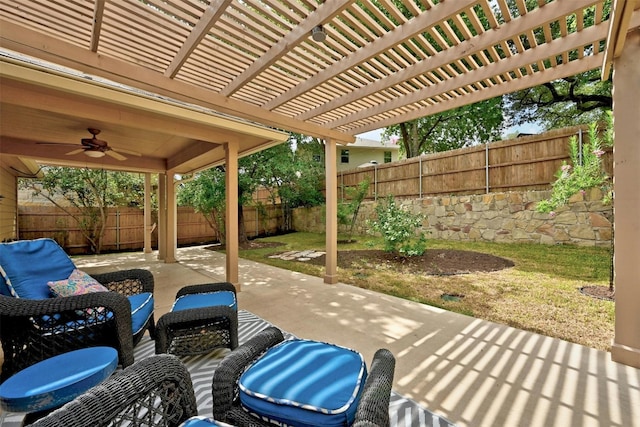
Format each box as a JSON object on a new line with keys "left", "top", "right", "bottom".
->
{"left": 485, "top": 142, "right": 489, "bottom": 194}
{"left": 116, "top": 209, "right": 120, "bottom": 250}
{"left": 578, "top": 128, "right": 583, "bottom": 166}
{"left": 374, "top": 164, "right": 378, "bottom": 201}
{"left": 419, "top": 156, "right": 423, "bottom": 198}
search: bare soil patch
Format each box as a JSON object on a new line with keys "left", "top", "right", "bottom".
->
{"left": 580, "top": 285, "right": 615, "bottom": 301}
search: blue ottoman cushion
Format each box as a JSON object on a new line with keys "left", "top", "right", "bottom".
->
{"left": 179, "top": 416, "right": 233, "bottom": 426}
{"left": 172, "top": 290, "right": 237, "bottom": 312}
{"left": 239, "top": 339, "right": 367, "bottom": 427}
{"left": 0, "top": 347, "right": 118, "bottom": 413}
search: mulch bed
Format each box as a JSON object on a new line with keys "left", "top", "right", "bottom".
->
{"left": 304, "top": 249, "right": 515, "bottom": 276}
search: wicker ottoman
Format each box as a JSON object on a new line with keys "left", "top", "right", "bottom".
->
{"left": 155, "top": 283, "right": 238, "bottom": 356}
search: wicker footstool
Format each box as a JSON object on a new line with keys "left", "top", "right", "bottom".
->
{"left": 155, "top": 283, "right": 238, "bottom": 356}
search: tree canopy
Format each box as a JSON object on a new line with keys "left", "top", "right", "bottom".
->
{"left": 382, "top": 97, "right": 505, "bottom": 158}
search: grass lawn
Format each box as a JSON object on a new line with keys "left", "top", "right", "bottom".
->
{"left": 238, "top": 232, "right": 614, "bottom": 352}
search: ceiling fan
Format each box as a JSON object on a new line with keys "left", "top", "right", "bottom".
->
{"left": 39, "top": 128, "right": 141, "bottom": 161}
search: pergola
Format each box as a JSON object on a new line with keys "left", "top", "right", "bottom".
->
{"left": 0, "top": 0, "right": 638, "bottom": 368}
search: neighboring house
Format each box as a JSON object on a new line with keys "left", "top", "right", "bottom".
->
{"left": 336, "top": 137, "right": 400, "bottom": 172}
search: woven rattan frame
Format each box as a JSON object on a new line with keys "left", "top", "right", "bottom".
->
{"left": 155, "top": 283, "right": 238, "bottom": 356}
{"left": 211, "top": 327, "right": 396, "bottom": 426}
{"left": 0, "top": 269, "right": 155, "bottom": 382}
{"left": 29, "top": 354, "right": 198, "bottom": 427}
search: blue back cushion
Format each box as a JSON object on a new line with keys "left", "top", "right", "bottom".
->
{"left": 129, "top": 292, "right": 155, "bottom": 335}
{"left": 239, "top": 339, "right": 367, "bottom": 427}
{"left": 0, "top": 238, "right": 76, "bottom": 299}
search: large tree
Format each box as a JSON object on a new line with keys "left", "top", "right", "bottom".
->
{"left": 505, "top": 70, "right": 611, "bottom": 131}
{"left": 382, "top": 97, "right": 505, "bottom": 158}
{"left": 501, "top": 1, "right": 612, "bottom": 130}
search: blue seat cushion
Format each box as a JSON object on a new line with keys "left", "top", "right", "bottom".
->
{"left": 239, "top": 339, "right": 367, "bottom": 427}
{"left": 129, "top": 292, "right": 154, "bottom": 335}
{"left": 171, "top": 291, "right": 237, "bottom": 312}
{"left": 0, "top": 238, "right": 75, "bottom": 299}
{"left": 0, "top": 346, "right": 118, "bottom": 413}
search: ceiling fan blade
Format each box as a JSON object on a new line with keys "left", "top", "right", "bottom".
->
{"left": 66, "top": 148, "right": 85, "bottom": 156}
{"left": 106, "top": 150, "right": 127, "bottom": 161}
{"left": 37, "top": 142, "right": 81, "bottom": 148}
{"left": 111, "top": 147, "right": 142, "bottom": 157}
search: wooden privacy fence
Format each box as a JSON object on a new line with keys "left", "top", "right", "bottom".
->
{"left": 18, "top": 205, "right": 282, "bottom": 254}
{"left": 338, "top": 125, "right": 613, "bottom": 201}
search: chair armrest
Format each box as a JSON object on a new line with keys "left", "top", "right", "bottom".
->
{"left": 176, "top": 282, "right": 237, "bottom": 298}
{"left": 30, "top": 354, "right": 198, "bottom": 427}
{"left": 353, "top": 348, "right": 396, "bottom": 427}
{"left": 91, "top": 268, "right": 154, "bottom": 296}
{"left": 0, "top": 292, "right": 135, "bottom": 380}
{"left": 211, "top": 326, "right": 284, "bottom": 420}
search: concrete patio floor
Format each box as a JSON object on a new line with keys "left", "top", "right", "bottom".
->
{"left": 74, "top": 245, "right": 639, "bottom": 427}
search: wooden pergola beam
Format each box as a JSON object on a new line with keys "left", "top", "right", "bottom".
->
{"left": 90, "top": 0, "right": 106, "bottom": 52}
{"left": 0, "top": 20, "right": 354, "bottom": 144}
{"left": 349, "top": 54, "right": 604, "bottom": 134}
{"left": 165, "top": 0, "right": 233, "bottom": 79}
{"left": 296, "top": 0, "right": 600, "bottom": 121}
{"left": 330, "top": 22, "right": 608, "bottom": 130}
{"left": 262, "top": 0, "right": 475, "bottom": 111}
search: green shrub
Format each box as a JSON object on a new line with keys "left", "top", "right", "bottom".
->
{"left": 368, "top": 195, "right": 427, "bottom": 256}
{"left": 537, "top": 117, "right": 612, "bottom": 214}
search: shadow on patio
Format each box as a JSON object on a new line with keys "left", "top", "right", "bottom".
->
{"left": 74, "top": 245, "right": 640, "bottom": 427}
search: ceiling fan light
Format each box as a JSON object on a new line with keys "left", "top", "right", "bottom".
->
{"left": 311, "top": 25, "right": 326, "bottom": 42}
{"left": 84, "top": 150, "right": 106, "bottom": 158}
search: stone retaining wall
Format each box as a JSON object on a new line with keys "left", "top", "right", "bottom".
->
{"left": 292, "top": 189, "right": 612, "bottom": 246}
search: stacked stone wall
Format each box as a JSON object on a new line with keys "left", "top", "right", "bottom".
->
{"left": 292, "top": 189, "right": 612, "bottom": 246}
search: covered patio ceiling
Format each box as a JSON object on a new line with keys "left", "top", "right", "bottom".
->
{"left": 0, "top": 54, "right": 289, "bottom": 175}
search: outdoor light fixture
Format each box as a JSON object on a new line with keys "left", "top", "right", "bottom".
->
{"left": 311, "top": 25, "right": 327, "bottom": 42}
{"left": 84, "top": 150, "right": 106, "bottom": 158}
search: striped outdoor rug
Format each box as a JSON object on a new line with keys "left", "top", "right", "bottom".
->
{"left": 2, "top": 310, "right": 455, "bottom": 426}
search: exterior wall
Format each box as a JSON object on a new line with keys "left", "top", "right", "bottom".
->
{"left": 337, "top": 146, "right": 399, "bottom": 172}
{"left": 0, "top": 165, "right": 17, "bottom": 241}
{"left": 293, "top": 189, "right": 613, "bottom": 247}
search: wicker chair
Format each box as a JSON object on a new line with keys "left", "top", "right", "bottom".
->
{"left": 28, "top": 354, "right": 198, "bottom": 427}
{"left": 211, "top": 327, "right": 396, "bottom": 427}
{"left": 0, "top": 239, "right": 155, "bottom": 382}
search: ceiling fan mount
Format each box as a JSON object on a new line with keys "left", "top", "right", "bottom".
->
{"left": 81, "top": 128, "right": 110, "bottom": 154}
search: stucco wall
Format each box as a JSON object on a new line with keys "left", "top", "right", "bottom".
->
{"left": 293, "top": 189, "right": 612, "bottom": 247}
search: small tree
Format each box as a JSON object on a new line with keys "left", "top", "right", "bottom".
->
{"left": 537, "top": 115, "right": 614, "bottom": 291}
{"left": 337, "top": 178, "right": 370, "bottom": 243}
{"left": 368, "top": 195, "right": 427, "bottom": 256}
{"left": 536, "top": 121, "right": 611, "bottom": 214}
{"left": 20, "top": 168, "right": 147, "bottom": 253}
{"left": 177, "top": 168, "right": 226, "bottom": 243}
